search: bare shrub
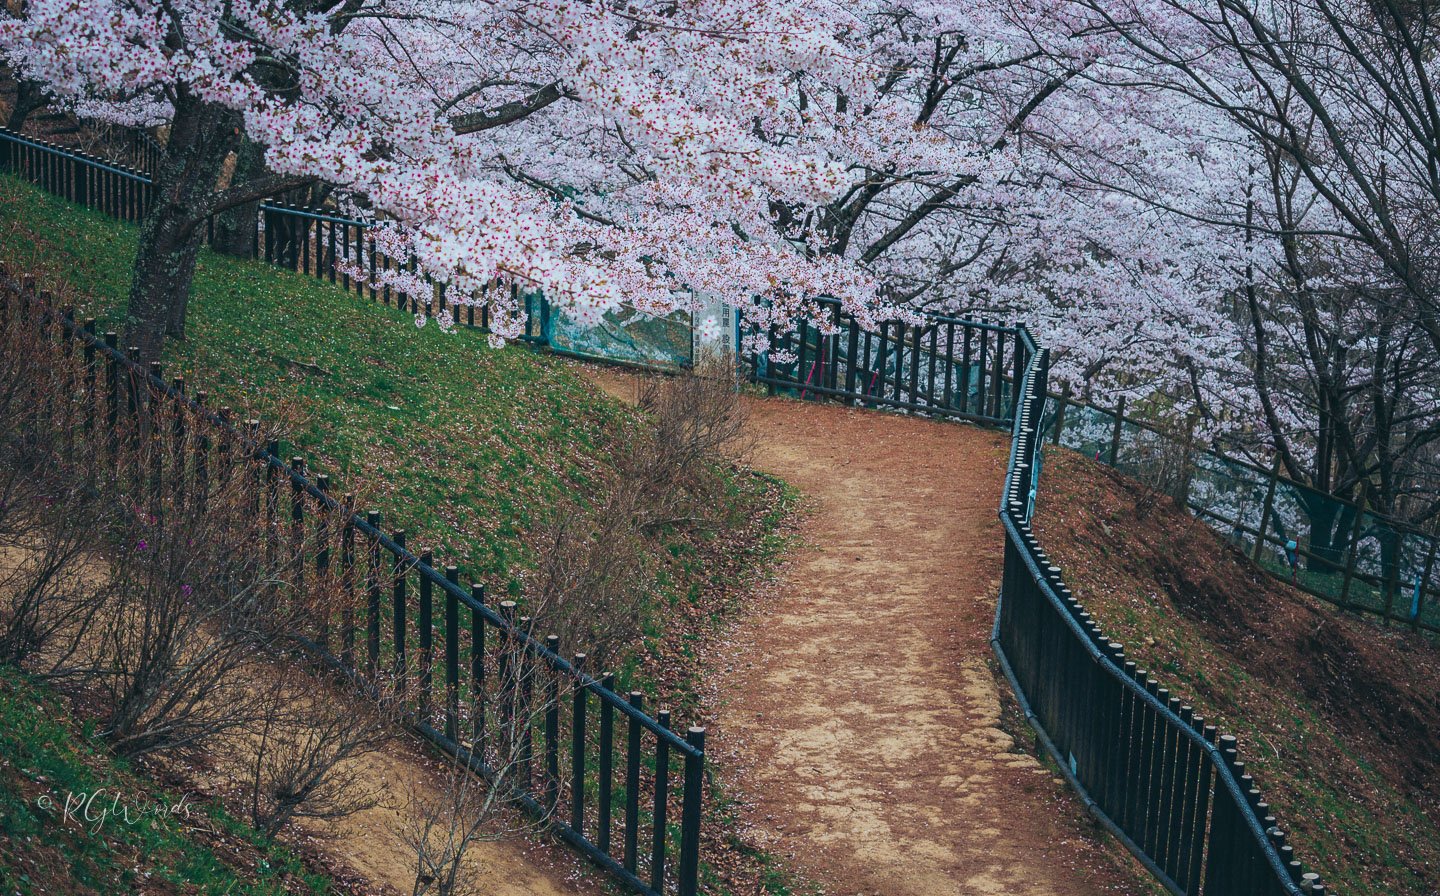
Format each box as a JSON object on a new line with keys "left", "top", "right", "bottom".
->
{"left": 83, "top": 453, "right": 352, "bottom": 759}
{"left": 0, "top": 295, "right": 112, "bottom": 667}
{"left": 0, "top": 282, "right": 403, "bottom": 842}
{"left": 243, "top": 668, "right": 398, "bottom": 840}
{"left": 400, "top": 665, "right": 557, "bottom": 896}
{"left": 629, "top": 349, "right": 751, "bottom": 530}
{"left": 1131, "top": 423, "right": 1199, "bottom": 519}
{"left": 0, "top": 476, "right": 110, "bottom": 669}
{"left": 526, "top": 353, "right": 749, "bottom": 662}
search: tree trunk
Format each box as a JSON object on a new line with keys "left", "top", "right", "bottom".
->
{"left": 4, "top": 79, "right": 49, "bottom": 133}
{"left": 212, "top": 137, "right": 265, "bottom": 259}
{"left": 127, "top": 219, "right": 207, "bottom": 360}
{"left": 1305, "top": 496, "right": 1355, "bottom": 574}
{"left": 123, "top": 90, "right": 240, "bottom": 361}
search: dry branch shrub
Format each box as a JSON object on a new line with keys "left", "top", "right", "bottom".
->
{"left": 525, "top": 353, "right": 749, "bottom": 663}
{"left": 400, "top": 662, "right": 563, "bottom": 896}
{"left": 244, "top": 669, "right": 399, "bottom": 840}
{"left": 1130, "top": 424, "right": 1199, "bottom": 518}
{"left": 0, "top": 294, "right": 109, "bottom": 667}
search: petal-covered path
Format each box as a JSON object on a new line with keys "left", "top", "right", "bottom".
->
{"left": 702, "top": 395, "right": 1153, "bottom": 896}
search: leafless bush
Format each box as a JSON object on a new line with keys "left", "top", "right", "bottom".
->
{"left": 526, "top": 353, "right": 749, "bottom": 662}
{"left": 525, "top": 488, "right": 650, "bottom": 665}
{"left": 0, "top": 476, "right": 110, "bottom": 669}
{"left": 1131, "top": 424, "right": 1199, "bottom": 518}
{"left": 243, "top": 668, "right": 399, "bottom": 840}
{"left": 79, "top": 446, "right": 355, "bottom": 759}
{"left": 629, "top": 350, "right": 751, "bottom": 530}
{"left": 0, "top": 295, "right": 112, "bottom": 667}
{"left": 400, "top": 668, "right": 558, "bottom": 896}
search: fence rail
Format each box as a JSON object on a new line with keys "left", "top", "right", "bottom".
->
{"left": 992, "top": 336, "right": 1328, "bottom": 894}
{"left": 1045, "top": 392, "right": 1440, "bottom": 632}
{"left": 746, "top": 299, "right": 1026, "bottom": 426}
{"left": 0, "top": 273, "right": 706, "bottom": 896}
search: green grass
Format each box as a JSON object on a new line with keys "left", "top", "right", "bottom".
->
{"left": 0, "top": 173, "right": 664, "bottom": 589}
{"left": 0, "top": 666, "right": 336, "bottom": 896}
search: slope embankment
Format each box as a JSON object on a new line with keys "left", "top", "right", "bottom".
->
{"left": 1036, "top": 447, "right": 1440, "bottom": 896}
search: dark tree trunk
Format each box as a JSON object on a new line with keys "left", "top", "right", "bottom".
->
{"left": 212, "top": 137, "right": 265, "bottom": 259}
{"left": 123, "top": 90, "right": 240, "bottom": 361}
{"left": 1305, "top": 497, "right": 1355, "bottom": 574}
{"left": 4, "top": 79, "right": 49, "bottom": 133}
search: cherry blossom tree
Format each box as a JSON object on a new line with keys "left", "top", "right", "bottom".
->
{"left": 0, "top": 0, "right": 896, "bottom": 360}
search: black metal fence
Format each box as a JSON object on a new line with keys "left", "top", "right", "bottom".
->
{"left": 1046, "top": 392, "right": 1439, "bottom": 631}
{"left": 746, "top": 298, "right": 1027, "bottom": 426}
{"left": 0, "top": 273, "right": 706, "bottom": 896}
{"left": 0, "top": 127, "right": 557, "bottom": 342}
{"left": 994, "top": 336, "right": 1331, "bottom": 895}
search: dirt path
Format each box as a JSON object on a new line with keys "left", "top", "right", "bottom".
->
{"left": 708, "top": 397, "right": 1154, "bottom": 896}
{"left": 590, "top": 370, "right": 1151, "bottom": 896}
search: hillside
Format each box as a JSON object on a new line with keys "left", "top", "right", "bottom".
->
{"left": 0, "top": 667, "right": 342, "bottom": 896}
{"left": 0, "top": 170, "right": 802, "bottom": 896}
{"left": 1035, "top": 447, "right": 1440, "bottom": 896}
{"left": 0, "top": 173, "right": 779, "bottom": 657}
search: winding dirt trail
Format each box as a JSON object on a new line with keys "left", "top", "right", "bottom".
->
{"left": 702, "top": 396, "right": 1155, "bottom": 896}
{"left": 583, "top": 370, "right": 1152, "bottom": 896}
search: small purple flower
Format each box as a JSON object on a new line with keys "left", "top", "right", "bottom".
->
{"left": 135, "top": 540, "right": 148, "bottom": 552}
{"left": 180, "top": 584, "right": 193, "bottom": 597}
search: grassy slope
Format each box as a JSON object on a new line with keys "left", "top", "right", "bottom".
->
{"left": 1036, "top": 447, "right": 1440, "bottom": 896}
{"left": 0, "top": 173, "right": 800, "bottom": 894}
{"left": 0, "top": 174, "right": 634, "bottom": 583}
{"left": 0, "top": 174, "right": 782, "bottom": 623}
{"left": 0, "top": 667, "right": 338, "bottom": 896}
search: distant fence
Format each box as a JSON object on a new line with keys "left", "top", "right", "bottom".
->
{"left": 0, "top": 274, "right": 707, "bottom": 896}
{"left": 1046, "top": 393, "right": 1439, "bottom": 633}
{"left": 0, "top": 127, "right": 696, "bottom": 370}
{"left": 994, "top": 338, "right": 1327, "bottom": 895}
{"left": 746, "top": 299, "right": 1028, "bottom": 426}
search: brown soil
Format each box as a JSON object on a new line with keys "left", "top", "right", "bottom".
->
{"left": 0, "top": 547, "right": 592, "bottom": 896}
{"left": 587, "top": 369, "right": 1157, "bottom": 896}
{"left": 1035, "top": 447, "right": 1440, "bottom": 895}
{"left": 279, "top": 731, "right": 596, "bottom": 896}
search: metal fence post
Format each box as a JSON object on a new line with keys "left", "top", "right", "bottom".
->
{"left": 651, "top": 709, "right": 672, "bottom": 893}
{"left": 445, "top": 565, "right": 460, "bottom": 740}
{"left": 1050, "top": 383, "right": 1070, "bottom": 445}
{"left": 1108, "top": 395, "right": 1125, "bottom": 466}
{"left": 678, "top": 726, "right": 706, "bottom": 896}
{"left": 1252, "top": 458, "right": 1281, "bottom": 564}
{"left": 418, "top": 548, "right": 433, "bottom": 719}
{"left": 1415, "top": 531, "right": 1438, "bottom": 631}
{"left": 1341, "top": 492, "right": 1368, "bottom": 610}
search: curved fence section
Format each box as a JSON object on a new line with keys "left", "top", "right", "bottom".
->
{"left": 0, "top": 276, "right": 705, "bottom": 896}
{"left": 994, "top": 339, "right": 1325, "bottom": 895}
